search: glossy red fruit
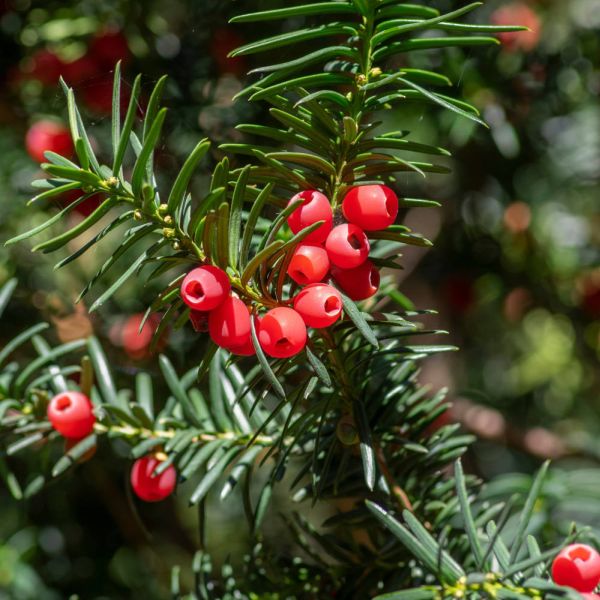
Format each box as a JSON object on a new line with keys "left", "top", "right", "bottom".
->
{"left": 342, "top": 185, "right": 398, "bottom": 231}
{"left": 325, "top": 224, "right": 370, "bottom": 269}
{"left": 121, "top": 313, "right": 162, "bottom": 360}
{"left": 287, "top": 190, "right": 333, "bottom": 244}
{"left": 293, "top": 284, "right": 342, "bottom": 329}
{"left": 288, "top": 244, "right": 330, "bottom": 285}
{"left": 47, "top": 391, "right": 96, "bottom": 439}
{"left": 331, "top": 261, "right": 380, "bottom": 301}
{"left": 89, "top": 28, "right": 130, "bottom": 68}
{"left": 25, "top": 120, "right": 73, "bottom": 163}
{"left": 181, "top": 266, "right": 230, "bottom": 311}
{"left": 552, "top": 544, "right": 600, "bottom": 592}
{"left": 258, "top": 307, "right": 307, "bottom": 358}
{"left": 227, "top": 335, "right": 256, "bottom": 356}
{"left": 209, "top": 296, "right": 251, "bottom": 348}
{"left": 130, "top": 456, "right": 177, "bottom": 502}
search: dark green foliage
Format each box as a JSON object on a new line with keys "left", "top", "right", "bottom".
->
{"left": 0, "top": 2, "right": 583, "bottom": 599}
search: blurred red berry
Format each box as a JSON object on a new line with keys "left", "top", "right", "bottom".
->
{"left": 47, "top": 391, "right": 96, "bottom": 439}
{"left": 325, "top": 224, "right": 370, "bottom": 269}
{"left": 22, "top": 49, "right": 64, "bottom": 86}
{"left": 209, "top": 296, "right": 252, "bottom": 349}
{"left": 210, "top": 27, "right": 247, "bottom": 77}
{"left": 121, "top": 313, "right": 163, "bottom": 360}
{"left": 491, "top": 3, "right": 541, "bottom": 52}
{"left": 130, "top": 456, "right": 177, "bottom": 502}
{"left": 288, "top": 244, "right": 330, "bottom": 285}
{"left": 89, "top": 28, "right": 130, "bottom": 68}
{"left": 552, "top": 544, "right": 600, "bottom": 592}
{"left": 442, "top": 274, "right": 476, "bottom": 315}
{"left": 60, "top": 189, "right": 104, "bottom": 218}
{"left": 287, "top": 190, "right": 333, "bottom": 244}
{"left": 258, "top": 307, "right": 307, "bottom": 358}
{"left": 331, "top": 260, "right": 380, "bottom": 301}
{"left": 293, "top": 284, "right": 342, "bottom": 329}
{"left": 82, "top": 74, "right": 129, "bottom": 115}
{"left": 25, "top": 120, "right": 73, "bottom": 163}
{"left": 61, "top": 54, "right": 101, "bottom": 86}
{"left": 342, "top": 185, "right": 399, "bottom": 231}
{"left": 180, "top": 266, "right": 231, "bottom": 311}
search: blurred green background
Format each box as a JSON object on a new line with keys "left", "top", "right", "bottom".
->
{"left": 1, "top": 0, "right": 599, "bottom": 597}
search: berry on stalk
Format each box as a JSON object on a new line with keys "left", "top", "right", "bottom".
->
{"left": 130, "top": 456, "right": 177, "bottom": 502}
{"left": 551, "top": 544, "right": 600, "bottom": 592}
{"left": 325, "top": 224, "right": 370, "bottom": 269}
{"left": 47, "top": 391, "right": 96, "bottom": 439}
{"left": 25, "top": 120, "right": 73, "bottom": 163}
{"left": 208, "top": 296, "right": 251, "bottom": 349}
{"left": 342, "top": 185, "right": 398, "bottom": 231}
{"left": 331, "top": 260, "right": 380, "bottom": 301}
{"left": 258, "top": 307, "right": 307, "bottom": 358}
{"left": 286, "top": 190, "right": 333, "bottom": 244}
{"left": 288, "top": 244, "right": 329, "bottom": 285}
{"left": 293, "top": 284, "right": 342, "bottom": 329}
{"left": 180, "top": 266, "right": 230, "bottom": 311}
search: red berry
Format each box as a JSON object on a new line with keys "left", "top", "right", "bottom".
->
{"left": 552, "top": 544, "right": 600, "bottom": 592}
{"left": 325, "top": 224, "right": 370, "bottom": 269}
{"left": 581, "top": 595, "right": 600, "bottom": 599}
{"left": 130, "top": 456, "right": 177, "bottom": 502}
{"left": 342, "top": 185, "right": 398, "bottom": 231}
{"left": 288, "top": 244, "right": 329, "bottom": 285}
{"left": 47, "top": 391, "right": 96, "bottom": 439}
{"left": 82, "top": 74, "right": 130, "bottom": 115}
{"left": 287, "top": 190, "right": 333, "bottom": 244}
{"left": 25, "top": 120, "right": 73, "bottom": 163}
{"left": 210, "top": 27, "right": 247, "bottom": 77}
{"left": 189, "top": 310, "right": 209, "bottom": 332}
{"left": 61, "top": 54, "right": 100, "bottom": 86}
{"left": 331, "top": 260, "right": 380, "bottom": 301}
{"left": 258, "top": 307, "right": 307, "bottom": 358}
{"left": 181, "top": 266, "right": 230, "bottom": 311}
{"left": 22, "top": 49, "right": 64, "bottom": 86}
{"left": 293, "top": 284, "right": 342, "bottom": 329}
{"left": 491, "top": 3, "right": 541, "bottom": 52}
{"left": 121, "top": 313, "right": 161, "bottom": 360}
{"left": 209, "top": 296, "right": 251, "bottom": 348}
{"left": 227, "top": 334, "right": 256, "bottom": 356}
{"left": 89, "top": 28, "right": 130, "bottom": 68}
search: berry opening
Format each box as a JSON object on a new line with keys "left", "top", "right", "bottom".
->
{"left": 291, "top": 269, "right": 309, "bottom": 284}
{"left": 276, "top": 337, "right": 290, "bottom": 347}
{"left": 348, "top": 232, "right": 363, "bottom": 250}
{"left": 187, "top": 281, "right": 205, "bottom": 300}
{"left": 324, "top": 297, "right": 341, "bottom": 314}
{"left": 56, "top": 395, "right": 72, "bottom": 411}
{"left": 570, "top": 546, "right": 592, "bottom": 561}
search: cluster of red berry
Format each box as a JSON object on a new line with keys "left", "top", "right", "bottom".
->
{"left": 552, "top": 543, "right": 600, "bottom": 597}
{"left": 47, "top": 391, "right": 176, "bottom": 502}
{"left": 18, "top": 29, "right": 130, "bottom": 114}
{"left": 181, "top": 185, "right": 397, "bottom": 358}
